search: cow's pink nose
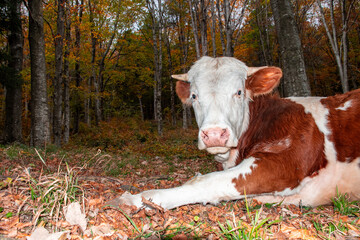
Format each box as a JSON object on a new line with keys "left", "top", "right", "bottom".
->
{"left": 201, "top": 127, "right": 230, "bottom": 148}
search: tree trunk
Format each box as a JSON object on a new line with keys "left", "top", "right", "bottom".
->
{"left": 95, "top": 5, "right": 120, "bottom": 125}
{"left": 73, "top": 0, "right": 83, "bottom": 133}
{"left": 188, "top": 0, "right": 201, "bottom": 58}
{"left": 53, "top": 0, "right": 65, "bottom": 146}
{"left": 210, "top": 0, "right": 217, "bottom": 57}
{"left": 216, "top": 0, "right": 226, "bottom": 55}
{"left": 270, "top": 0, "right": 311, "bottom": 97}
{"left": 138, "top": 97, "right": 144, "bottom": 121}
{"left": 217, "top": 0, "right": 248, "bottom": 57}
{"left": 147, "top": 0, "right": 163, "bottom": 135}
{"left": 176, "top": 1, "right": 191, "bottom": 128}
{"left": 200, "top": 0, "right": 208, "bottom": 56}
{"left": 4, "top": 0, "right": 23, "bottom": 143}
{"left": 87, "top": 0, "right": 97, "bottom": 126}
{"left": 63, "top": 0, "right": 71, "bottom": 144}
{"left": 164, "top": 29, "right": 176, "bottom": 126}
{"left": 156, "top": 0, "right": 163, "bottom": 136}
{"left": 182, "top": 104, "right": 188, "bottom": 129}
{"left": 316, "top": 0, "right": 350, "bottom": 92}
{"left": 84, "top": 77, "right": 91, "bottom": 125}
{"left": 253, "top": 0, "right": 272, "bottom": 65}
{"left": 224, "top": 0, "right": 233, "bottom": 56}
{"left": 340, "top": 0, "right": 349, "bottom": 92}
{"left": 94, "top": 74, "right": 101, "bottom": 125}
{"left": 29, "top": 0, "right": 50, "bottom": 147}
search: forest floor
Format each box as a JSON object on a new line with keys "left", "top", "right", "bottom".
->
{"left": 0, "top": 119, "right": 360, "bottom": 239}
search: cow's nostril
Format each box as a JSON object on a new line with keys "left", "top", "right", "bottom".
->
{"left": 201, "top": 130, "right": 209, "bottom": 140}
{"left": 220, "top": 128, "right": 229, "bottom": 139}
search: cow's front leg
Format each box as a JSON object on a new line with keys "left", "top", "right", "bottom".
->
{"left": 115, "top": 157, "right": 257, "bottom": 209}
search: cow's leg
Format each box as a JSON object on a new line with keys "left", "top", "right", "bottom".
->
{"left": 115, "top": 157, "right": 257, "bottom": 209}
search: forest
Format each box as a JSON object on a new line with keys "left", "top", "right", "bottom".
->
{"left": 0, "top": 0, "right": 360, "bottom": 239}
{"left": 0, "top": 0, "right": 359, "bottom": 145}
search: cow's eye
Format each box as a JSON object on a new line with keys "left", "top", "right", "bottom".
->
{"left": 236, "top": 90, "right": 242, "bottom": 96}
{"left": 191, "top": 93, "right": 197, "bottom": 100}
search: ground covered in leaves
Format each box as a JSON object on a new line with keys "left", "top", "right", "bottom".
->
{"left": 0, "top": 119, "right": 360, "bottom": 239}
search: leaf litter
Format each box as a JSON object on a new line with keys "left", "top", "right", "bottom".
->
{"left": 0, "top": 128, "right": 359, "bottom": 239}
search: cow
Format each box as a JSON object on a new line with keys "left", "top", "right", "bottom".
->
{"left": 116, "top": 56, "right": 360, "bottom": 209}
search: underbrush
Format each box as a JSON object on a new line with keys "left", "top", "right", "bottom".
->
{"left": 69, "top": 118, "right": 215, "bottom": 176}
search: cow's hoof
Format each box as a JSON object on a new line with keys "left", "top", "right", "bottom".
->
{"left": 106, "top": 192, "right": 143, "bottom": 208}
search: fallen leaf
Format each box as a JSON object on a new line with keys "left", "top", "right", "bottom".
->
{"left": 280, "top": 224, "right": 317, "bottom": 240}
{"left": 65, "top": 202, "right": 87, "bottom": 231}
{"left": 88, "top": 223, "right": 114, "bottom": 237}
{"left": 26, "top": 227, "right": 69, "bottom": 240}
{"left": 172, "top": 233, "right": 188, "bottom": 240}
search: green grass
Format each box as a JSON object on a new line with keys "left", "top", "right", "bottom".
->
{"left": 14, "top": 161, "right": 84, "bottom": 229}
{"left": 218, "top": 196, "right": 281, "bottom": 239}
{"left": 332, "top": 189, "right": 359, "bottom": 216}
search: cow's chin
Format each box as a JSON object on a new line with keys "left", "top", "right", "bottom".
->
{"left": 206, "top": 147, "right": 230, "bottom": 155}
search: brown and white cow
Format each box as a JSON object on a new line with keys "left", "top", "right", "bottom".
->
{"left": 117, "top": 56, "right": 360, "bottom": 209}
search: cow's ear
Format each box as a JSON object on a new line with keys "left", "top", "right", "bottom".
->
{"left": 245, "top": 67, "right": 282, "bottom": 97}
{"left": 175, "top": 81, "right": 191, "bottom": 104}
{"left": 172, "top": 73, "right": 188, "bottom": 81}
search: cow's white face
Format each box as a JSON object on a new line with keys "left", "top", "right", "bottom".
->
{"left": 174, "top": 56, "right": 282, "bottom": 155}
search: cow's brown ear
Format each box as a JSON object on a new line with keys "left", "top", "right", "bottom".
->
{"left": 176, "top": 81, "right": 191, "bottom": 104}
{"left": 245, "top": 67, "right": 282, "bottom": 97}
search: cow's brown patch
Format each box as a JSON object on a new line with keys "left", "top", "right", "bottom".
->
{"left": 232, "top": 95, "right": 327, "bottom": 195}
{"left": 320, "top": 89, "right": 360, "bottom": 163}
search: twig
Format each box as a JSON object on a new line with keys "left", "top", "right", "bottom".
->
{"left": 141, "top": 197, "right": 165, "bottom": 213}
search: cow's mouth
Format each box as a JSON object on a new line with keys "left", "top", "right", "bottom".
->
{"left": 206, "top": 147, "right": 230, "bottom": 154}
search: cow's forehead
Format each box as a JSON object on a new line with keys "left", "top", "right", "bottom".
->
{"left": 188, "top": 57, "right": 248, "bottom": 92}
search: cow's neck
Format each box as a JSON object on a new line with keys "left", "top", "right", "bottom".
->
{"left": 236, "top": 94, "right": 283, "bottom": 161}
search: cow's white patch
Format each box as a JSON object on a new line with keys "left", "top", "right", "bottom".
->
{"left": 116, "top": 157, "right": 257, "bottom": 209}
{"left": 288, "top": 97, "right": 337, "bottom": 163}
{"left": 335, "top": 100, "right": 352, "bottom": 111}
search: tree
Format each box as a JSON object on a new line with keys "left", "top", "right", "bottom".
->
{"left": 73, "top": 0, "right": 84, "bottom": 133}
{"left": 217, "top": 0, "right": 249, "bottom": 56}
{"left": 63, "top": 0, "right": 71, "bottom": 144}
{"left": 1, "top": 0, "right": 24, "bottom": 143}
{"left": 251, "top": 0, "right": 274, "bottom": 65}
{"left": 188, "top": 0, "right": 208, "bottom": 57}
{"left": 171, "top": 0, "right": 192, "bottom": 129}
{"left": 53, "top": 0, "right": 65, "bottom": 146}
{"left": 164, "top": 26, "right": 176, "bottom": 126}
{"left": 28, "top": 0, "right": 50, "bottom": 147}
{"left": 95, "top": 1, "right": 121, "bottom": 125}
{"left": 146, "top": 0, "right": 164, "bottom": 135}
{"left": 210, "top": 0, "right": 217, "bottom": 57}
{"left": 270, "top": 0, "right": 311, "bottom": 97}
{"left": 188, "top": 0, "right": 201, "bottom": 58}
{"left": 316, "top": 0, "right": 357, "bottom": 93}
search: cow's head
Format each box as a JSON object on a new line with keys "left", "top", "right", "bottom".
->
{"left": 173, "top": 56, "right": 282, "bottom": 155}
